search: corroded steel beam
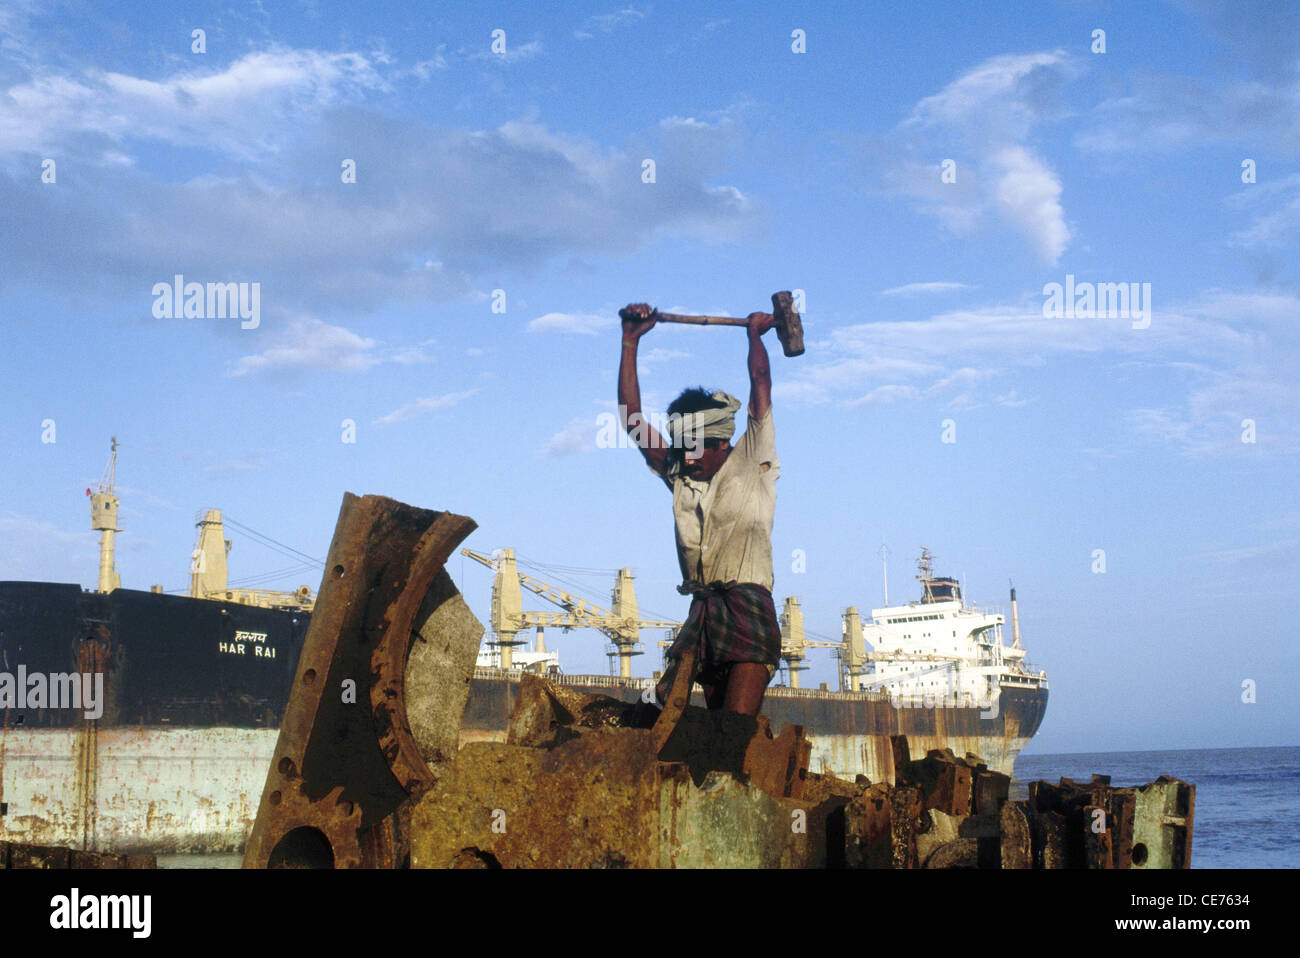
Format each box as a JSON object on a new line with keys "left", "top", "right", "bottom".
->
{"left": 0, "top": 840, "right": 154, "bottom": 869}
{"left": 243, "top": 494, "right": 479, "bottom": 869}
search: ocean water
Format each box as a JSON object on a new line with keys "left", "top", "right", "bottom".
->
{"left": 1012, "top": 745, "right": 1299, "bottom": 869}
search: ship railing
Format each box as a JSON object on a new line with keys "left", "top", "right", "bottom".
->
{"left": 767, "top": 685, "right": 894, "bottom": 703}
{"left": 558, "top": 673, "right": 655, "bottom": 689}
{"left": 888, "top": 693, "right": 980, "bottom": 710}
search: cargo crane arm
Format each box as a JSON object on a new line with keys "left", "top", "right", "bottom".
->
{"left": 460, "top": 547, "right": 680, "bottom": 677}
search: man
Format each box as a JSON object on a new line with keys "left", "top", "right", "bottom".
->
{"left": 617, "top": 302, "right": 782, "bottom": 717}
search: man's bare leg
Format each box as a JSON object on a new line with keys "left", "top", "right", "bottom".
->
{"left": 722, "top": 663, "right": 770, "bottom": 716}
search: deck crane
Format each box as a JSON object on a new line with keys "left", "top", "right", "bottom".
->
{"left": 460, "top": 548, "right": 680, "bottom": 678}
{"left": 780, "top": 596, "right": 865, "bottom": 690}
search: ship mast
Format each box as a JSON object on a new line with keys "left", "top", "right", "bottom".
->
{"left": 89, "top": 437, "right": 122, "bottom": 593}
{"left": 880, "top": 541, "right": 889, "bottom": 606}
{"left": 916, "top": 547, "right": 935, "bottom": 603}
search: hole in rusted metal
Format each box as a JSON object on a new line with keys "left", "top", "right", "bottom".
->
{"left": 269, "top": 790, "right": 282, "bottom": 806}
{"left": 332, "top": 565, "right": 344, "bottom": 578}
{"left": 337, "top": 798, "right": 354, "bottom": 816}
{"left": 1132, "top": 842, "right": 1148, "bottom": 865}
{"left": 451, "top": 847, "right": 502, "bottom": 869}
{"left": 278, "top": 757, "right": 296, "bottom": 777}
{"left": 267, "top": 827, "right": 334, "bottom": 869}
{"left": 303, "top": 669, "right": 316, "bottom": 685}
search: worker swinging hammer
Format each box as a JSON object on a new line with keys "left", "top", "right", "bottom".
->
{"left": 617, "top": 293, "right": 796, "bottom": 717}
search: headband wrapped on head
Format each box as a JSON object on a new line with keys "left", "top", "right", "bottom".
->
{"left": 665, "top": 390, "right": 741, "bottom": 478}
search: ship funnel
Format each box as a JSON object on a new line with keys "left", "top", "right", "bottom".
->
{"left": 1010, "top": 585, "right": 1022, "bottom": 649}
{"left": 841, "top": 606, "right": 867, "bottom": 692}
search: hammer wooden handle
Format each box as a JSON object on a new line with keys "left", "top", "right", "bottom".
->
{"left": 652, "top": 311, "right": 753, "bottom": 327}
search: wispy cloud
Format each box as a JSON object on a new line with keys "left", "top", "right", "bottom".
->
{"left": 0, "top": 511, "right": 91, "bottom": 581}
{"left": 528, "top": 311, "right": 614, "bottom": 335}
{"left": 575, "top": 7, "right": 647, "bottom": 40}
{"left": 876, "top": 50, "right": 1076, "bottom": 264}
{"left": 781, "top": 288, "right": 1299, "bottom": 456}
{"left": 0, "top": 48, "right": 387, "bottom": 159}
{"left": 373, "top": 388, "right": 479, "bottom": 425}
{"left": 882, "top": 281, "right": 973, "bottom": 297}
{"left": 227, "top": 316, "right": 383, "bottom": 376}
{"left": 0, "top": 60, "right": 758, "bottom": 316}
{"left": 540, "top": 414, "right": 601, "bottom": 455}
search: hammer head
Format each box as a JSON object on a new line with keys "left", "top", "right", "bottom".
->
{"left": 771, "top": 291, "right": 805, "bottom": 357}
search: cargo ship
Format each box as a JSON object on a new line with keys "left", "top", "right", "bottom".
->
{"left": 461, "top": 546, "right": 1049, "bottom": 785}
{"left": 0, "top": 442, "right": 1047, "bottom": 854}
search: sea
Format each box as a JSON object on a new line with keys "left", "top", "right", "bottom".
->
{"left": 1012, "top": 745, "right": 1298, "bottom": 869}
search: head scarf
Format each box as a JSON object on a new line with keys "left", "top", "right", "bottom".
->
{"left": 665, "top": 390, "right": 742, "bottom": 478}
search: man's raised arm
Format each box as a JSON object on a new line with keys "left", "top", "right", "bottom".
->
{"left": 746, "top": 311, "right": 774, "bottom": 420}
{"left": 618, "top": 303, "right": 670, "bottom": 476}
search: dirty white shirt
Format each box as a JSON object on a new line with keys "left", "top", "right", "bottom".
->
{"left": 662, "top": 408, "right": 779, "bottom": 591}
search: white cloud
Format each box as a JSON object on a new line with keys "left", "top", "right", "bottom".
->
{"left": 994, "top": 390, "right": 1032, "bottom": 408}
{"left": 929, "top": 367, "right": 996, "bottom": 393}
{"left": 906, "top": 51, "right": 1069, "bottom": 135}
{"left": 641, "top": 347, "right": 692, "bottom": 363}
{"left": 882, "top": 282, "right": 973, "bottom": 297}
{"left": 0, "top": 94, "right": 758, "bottom": 313}
{"left": 373, "top": 389, "right": 479, "bottom": 425}
{"left": 989, "top": 146, "right": 1070, "bottom": 264}
{"left": 528, "top": 311, "right": 614, "bottom": 335}
{"left": 575, "top": 8, "right": 647, "bottom": 40}
{"left": 227, "top": 317, "right": 382, "bottom": 376}
{"left": 847, "top": 384, "right": 920, "bottom": 406}
{"left": 540, "top": 415, "right": 601, "bottom": 455}
{"left": 782, "top": 288, "right": 1300, "bottom": 457}
{"left": 0, "top": 49, "right": 387, "bottom": 159}
{"left": 880, "top": 50, "right": 1076, "bottom": 263}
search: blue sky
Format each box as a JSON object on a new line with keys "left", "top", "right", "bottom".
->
{"left": 1, "top": 0, "right": 1297, "bottom": 754}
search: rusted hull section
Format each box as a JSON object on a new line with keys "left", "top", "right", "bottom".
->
{"left": 0, "top": 727, "right": 278, "bottom": 854}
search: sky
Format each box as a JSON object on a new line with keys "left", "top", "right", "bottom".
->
{"left": 1, "top": 0, "right": 1296, "bottom": 755}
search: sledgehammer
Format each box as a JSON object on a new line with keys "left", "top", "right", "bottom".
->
{"left": 649, "top": 291, "right": 805, "bottom": 357}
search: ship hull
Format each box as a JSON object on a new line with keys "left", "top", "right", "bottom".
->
{"left": 2, "top": 582, "right": 1047, "bottom": 854}
{"left": 462, "top": 671, "right": 1048, "bottom": 781}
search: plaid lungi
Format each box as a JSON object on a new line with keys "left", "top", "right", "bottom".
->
{"left": 655, "top": 581, "right": 782, "bottom": 703}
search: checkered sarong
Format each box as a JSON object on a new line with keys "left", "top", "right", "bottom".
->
{"left": 655, "top": 581, "right": 781, "bottom": 703}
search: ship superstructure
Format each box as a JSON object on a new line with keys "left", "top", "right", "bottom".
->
{"left": 851, "top": 548, "right": 1048, "bottom": 713}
